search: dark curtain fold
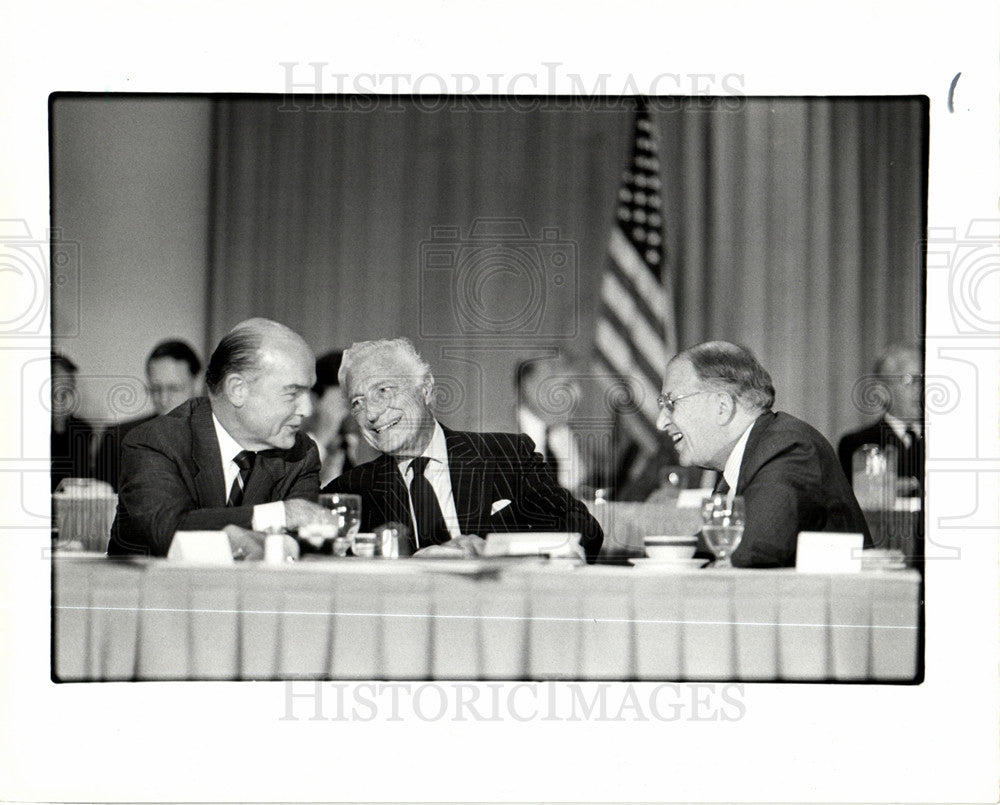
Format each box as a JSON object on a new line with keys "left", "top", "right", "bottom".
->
{"left": 209, "top": 96, "right": 926, "bottom": 443}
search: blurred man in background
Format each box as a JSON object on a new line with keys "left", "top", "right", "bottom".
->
{"left": 50, "top": 351, "right": 94, "bottom": 491}
{"left": 838, "top": 344, "right": 924, "bottom": 497}
{"left": 304, "top": 349, "right": 377, "bottom": 487}
{"left": 95, "top": 339, "right": 203, "bottom": 490}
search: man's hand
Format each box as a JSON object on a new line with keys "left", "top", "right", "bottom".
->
{"left": 223, "top": 524, "right": 265, "bottom": 561}
{"left": 283, "top": 498, "right": 338, "bottom": 530}
{"left": 414, "top": 534, "right": 486, "bottom": 559}
{"left": 223, "top": 524, "right": 300, "bottom": 562}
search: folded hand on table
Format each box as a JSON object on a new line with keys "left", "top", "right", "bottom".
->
{"left": 414, "top": 534, "right": 486, "bottom": 559}
{"left": 283, "top": 498, "right": 339, "bottom": 530}
{"left": 223, "top": 525, "right": 300, "bottom": 562}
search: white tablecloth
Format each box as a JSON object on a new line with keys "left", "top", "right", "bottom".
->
{"left": 53, "top": 557, "right": 921, "bottom": 682}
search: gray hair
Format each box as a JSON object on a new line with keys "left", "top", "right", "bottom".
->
{"left": 675, "top": 340, "right": 776, "bottom": 411}
{"left": 339, "top": 337, "right": 432, "bottom": 389}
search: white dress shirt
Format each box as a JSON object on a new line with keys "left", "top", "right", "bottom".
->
{"left": 396, "top": 421, "right": 461, "bottom": 546}
{"left": 721, "top": 420, "right": 756, "bottom": 504}
{"left": 884, "top": 412, "right": 922, "bottom": 447}
{"left": 212, "top": 414, "right": 285, "bottom": 532}
{"left": 517, "top": 407, "right": 586, "bottom": 492}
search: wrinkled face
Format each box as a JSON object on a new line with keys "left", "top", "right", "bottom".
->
{"left": 147, "top": 357, "right": 199, "bottom": 415}
{"left": 347, "top": 351, "right": 435, "bottom": 458}
{"left": 883, "top": 350, "right": 922, "bottom": 421}
{"left": 235, "top": 341, "right": 315, "bottom": 451}
{"left": 656, "top": 358, "right": 727, "bottom": 470}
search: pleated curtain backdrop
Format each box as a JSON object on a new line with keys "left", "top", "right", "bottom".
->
{"left": 208, "top": 96, "right": 926, "bottom": 443}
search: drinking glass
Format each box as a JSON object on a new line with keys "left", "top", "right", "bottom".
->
{"left": 701, "top": 494, "right": 746, "bottom": 568}
{"left": 315, "top": 492, "right": 362, "bottom": 556}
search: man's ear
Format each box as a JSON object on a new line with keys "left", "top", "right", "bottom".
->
{"left": 223, "top": 373, "right": 247, "bottom": 407}
{"left": 421, "top": 374, "right": 435, "bottom": 405}
{"left": 714, "top": 390, "right": 737, "bottom": 425}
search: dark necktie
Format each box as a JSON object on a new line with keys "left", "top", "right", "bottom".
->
{"left": 713, "top": 474, "right": 730, "bottom": 496}
{"left": 227, "top": 450, "right": 256, "bottom": 507}
{"left": 407, "top": 456, "right": 449, "bottom": 547}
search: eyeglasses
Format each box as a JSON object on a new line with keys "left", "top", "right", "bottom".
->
{"left": 656, "top": 390, "right": 714, "bottom": 414}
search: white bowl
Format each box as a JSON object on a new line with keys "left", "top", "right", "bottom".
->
{"left": 644, "top": 535, "right": 698, "bottom": 561}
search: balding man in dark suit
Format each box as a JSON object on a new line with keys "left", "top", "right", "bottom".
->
{"left": 657, "top": 340, "right": 871, "bottom": 567}
{"left": 109, "top": 318, "right": 334, "bottom": 559}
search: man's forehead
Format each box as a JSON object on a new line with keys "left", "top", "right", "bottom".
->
{"left": 350, "top": 354, "right": 416, "bottom": 388}
{"left": 662, "top": 357, "right": 696, "bottom": 390}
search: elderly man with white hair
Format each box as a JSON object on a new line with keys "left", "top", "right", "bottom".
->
{"left": 325, "top": 338, "right": 604, "bottom": 561}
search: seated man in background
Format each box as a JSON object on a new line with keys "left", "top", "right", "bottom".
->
{"left": 50, "top": 351, "right": 95, "bottom": 491}
{"left": 515, "top": 356, "right": 589, "bottom": 494}
{"left": 325, "top": 338, "right": 604, "bottom": 561}
{"left": 109, "top": 318, "right": 334, "bottom": 559}
{"left": 837, "top": 344, "right": 924, "bottom": 497}
{"left": 94, "top": 339, "right": 203, "bottom": 490}
{"left": 658, "top": 340, "right": 871, "bottom": 567}
{"left": 304, "top": 349, "right": 377, "bottom": 487}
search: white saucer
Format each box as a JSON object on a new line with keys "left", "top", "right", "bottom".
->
{"left": 631, "top": 558, "right": 706, "bottom": 570}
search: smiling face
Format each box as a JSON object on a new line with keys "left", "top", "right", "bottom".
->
{"left": 346, "top": 350, "right": 435, "bottom": 458}
{"left": 656, "top": 357, "right": 730, "bottom": 470}
{"left": 232, "top": 337, "right": 315, "bottom": 451}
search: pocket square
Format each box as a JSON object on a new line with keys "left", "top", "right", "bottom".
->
{"left": 490, "top": 499, "right": 512, "bottom": 515}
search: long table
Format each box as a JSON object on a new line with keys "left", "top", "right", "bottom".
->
{"left": 52, "top": 556, "right": 921, "bottom": 682}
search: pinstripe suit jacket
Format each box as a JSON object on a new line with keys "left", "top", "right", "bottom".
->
{"left": 324, "top": 427, "right": 604, "bottom": 560}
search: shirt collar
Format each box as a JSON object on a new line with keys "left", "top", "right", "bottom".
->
{"left": 517, "top": 407, "right": 546, "bottom": 446}
{"left": 884, "top": 412, "right": 921, "bottom": 440}
{"left": 212, "top": 413, "right": 247, "bottom": 464}
{"left": 396, "top": 420, "right": 448, "bottom": 475}
{"left": 723, "top": 420, "right": 756, "bottom": 494}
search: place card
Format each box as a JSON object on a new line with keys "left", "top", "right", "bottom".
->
{"left": 795, "top": 531, "right": 864, "bottom": 573}
{"left": 166, "top": 531, "right": 234, "bottom": 564}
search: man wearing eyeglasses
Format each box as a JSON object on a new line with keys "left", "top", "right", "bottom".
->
{"left": 837, "top": 345, "right": 924, "bottom": 497}
{"left": 657, "top": 340, "right": 870, "bottom": 568}
{"left": 323, "top": 338, "right": 604, "bottom": 561}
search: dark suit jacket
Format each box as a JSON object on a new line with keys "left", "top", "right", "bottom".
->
{"left": 704, "top": 411, "right": 873, "bottom": 568}
{"left": 93, "top": 414, "right": 155, "bottom": 491}
{"left": 324, "top": 427, "right": 604, "bottom": 561}
{"left": 108, "top": 397, "right": 321, "bottom": 557}
{"left": 837, "top": 417, "right": 924, "bottom": 494}
{"left": 51, "top": 415, "right": 95, "bottom": 492}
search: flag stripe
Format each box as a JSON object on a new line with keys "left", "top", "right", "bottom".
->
{"left": 594, "top": 320, "right": 661, "bottom": 423}
{"left": 598, "top": 274, "right": 668, "bottom": 374}
{"left": 593, "top": 351, "right": 661, "bottom": 443}
{"left": 592, "top": 104, "right": 677, "bottom": 452}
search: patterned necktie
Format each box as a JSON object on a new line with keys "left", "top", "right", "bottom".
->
{"left": 407, "top": 456, "right": 449, "bottom": 547}
{"left": 227, "top": 450, "right": 256, "bottom": 507}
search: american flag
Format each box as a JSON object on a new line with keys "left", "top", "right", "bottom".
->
{"left": 593, "top": 102, "right": 677, "bottom": 447}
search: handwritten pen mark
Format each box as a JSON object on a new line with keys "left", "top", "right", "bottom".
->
{"left": 948, "top": 72, "right": 962, "bottom": 113}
